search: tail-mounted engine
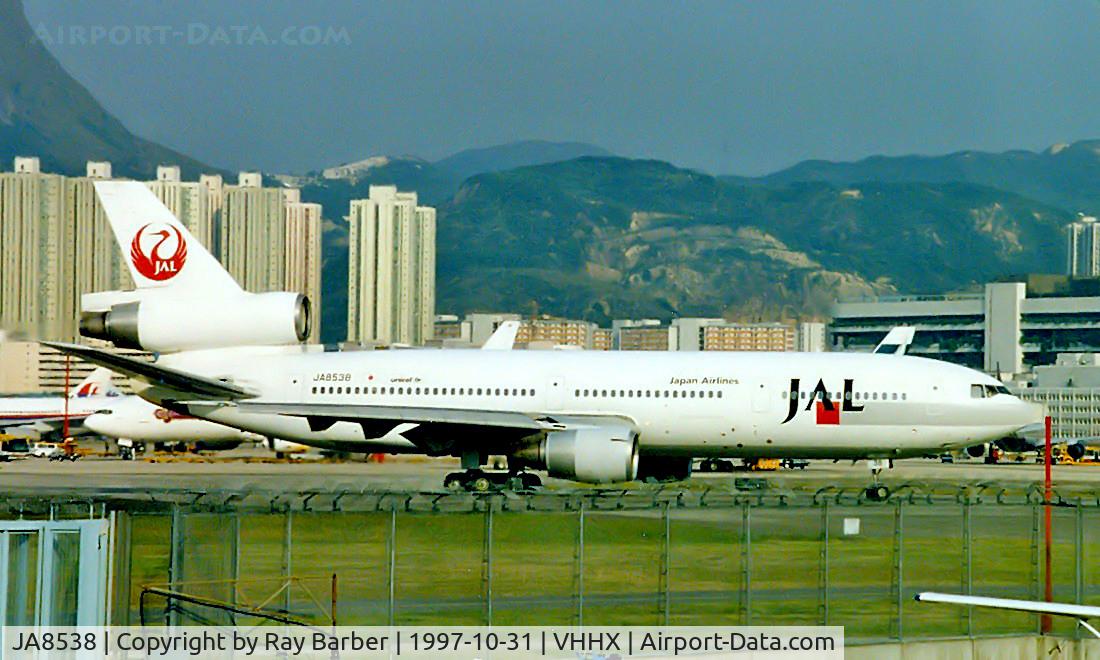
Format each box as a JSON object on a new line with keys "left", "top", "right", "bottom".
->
{"left": 81, "top": 292, "right": 310, "bottom": 352}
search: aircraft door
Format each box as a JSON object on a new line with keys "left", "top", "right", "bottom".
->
{"left": 546, "top": 375, "right": 566, "bottom": 410}
{"left": 925, "top": 382, "right": 945, "bottom": 417}
{"left": 752, "top": 381, "right": 772, "bottom": 413}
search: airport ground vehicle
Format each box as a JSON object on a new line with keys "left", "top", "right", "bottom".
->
{"left": 30, "top": 442, "right": 61, "bottom": 458}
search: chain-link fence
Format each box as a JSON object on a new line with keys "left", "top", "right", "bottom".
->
{"left": 21, "top": 486, "right": 1087, "bottom": 644}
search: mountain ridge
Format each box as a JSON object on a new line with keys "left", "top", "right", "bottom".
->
{"left": 0, "top": 0, "right": 214, "bottom": 178}
{"left": 751, "top": 139, "right": 1100, "bottom": 213}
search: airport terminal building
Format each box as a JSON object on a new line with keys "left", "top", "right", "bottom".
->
{"left": 829, "top": 277, "right": 1100, "bottom": 377}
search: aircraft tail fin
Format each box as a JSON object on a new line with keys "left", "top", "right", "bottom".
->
{"left": 481, "top": 321, "right": 520, "bottom": 350}
{"left": 874, "top": 326, "right": 915, "bottom": 355}
{"left": 94, "top": 181, "right": 241, "bottom": 294}
{"left": 69, "top": 367, "right": 119, "bottom": 398}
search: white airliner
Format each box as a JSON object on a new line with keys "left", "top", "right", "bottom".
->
{"left": 83, "top": 394, "right": 263, "bottom": 453}
{"left": 0, "top": 368, "right": 119, "bottom": 440}
{"left": 47, "top": 181, "right": 1042, "bottom": 493}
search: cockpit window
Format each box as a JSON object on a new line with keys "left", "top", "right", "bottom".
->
{"left": 972, "top": 384, "right": 1010, "bottom": 398}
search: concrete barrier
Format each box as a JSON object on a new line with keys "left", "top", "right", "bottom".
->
{"left": 847, "top": 635, "right": 1100, "bottom": 660}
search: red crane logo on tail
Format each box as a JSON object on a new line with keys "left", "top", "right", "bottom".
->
{"left": 131, "top": 223, "right": 187, "bottom": 281}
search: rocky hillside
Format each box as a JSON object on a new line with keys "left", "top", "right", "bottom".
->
{"left": 429, "top": 158, "right": 1069, "bottom": 325}
{"left": 0, "top": 0, "right": 212, "bottom": 177}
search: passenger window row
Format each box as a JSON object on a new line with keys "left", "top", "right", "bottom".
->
{"left": 311, "top": 385, "right": 536, "bottom": 397}
{"left": 782, "top": 391, "right": 907, "bottom": 401}
{"left": 575, "top": 389, "right": 723, "bottom": 399}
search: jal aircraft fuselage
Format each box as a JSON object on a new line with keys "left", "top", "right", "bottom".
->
{"left": 158, "top": 347, "right": 1039, "bottom": 459}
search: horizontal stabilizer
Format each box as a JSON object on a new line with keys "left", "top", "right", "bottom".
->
{"left": 42, "top": 342, "right": 255, "bottom": 400}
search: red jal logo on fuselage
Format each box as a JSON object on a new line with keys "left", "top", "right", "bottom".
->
{"left": 131, "top": 223, "right": 187, "bottom": 281}
{"left": 781, "top": 378, "right": 864, "bottom": 425}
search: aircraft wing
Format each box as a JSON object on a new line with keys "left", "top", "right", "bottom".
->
{"left": 0, "top": 416, "right": 83, "bottom": 430}
{"left": 42, "top": 342, "right": 256, "bottom": 400}
{"left": 0, "top": 418, "right": 66, "bottom": 433}
{"left": 237, "top": 402, "right": 628, "bottom": 455}
{"left": 915, "top": 592, "right": 1100, "bottom": 637}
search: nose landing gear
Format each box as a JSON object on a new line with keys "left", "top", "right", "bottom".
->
{"left": 862, "top": 459, "right": 893, "bottom": 501}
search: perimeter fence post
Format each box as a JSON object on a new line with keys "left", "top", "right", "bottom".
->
{"left": 387, "top": 506, "right": 397, "bottom": 626}
{"left": 483, "top": 504, "right": 494, "bottom": 625}
{"left": 818, "top": 500, "right": 829, "bottom": 626}
{"left": 574, "top": 502, "right": 585, "bottom": 626}
{"left": 168, "top": 505, "right": 183, "bottom": 626}
{"left": 660, "top": 500, "right": 671, "bottom": 625}
{"left": 740, "top": 502, "right": 752, "bottom": 625}
{"left": 1031, "top": 504, "right": 1041, "bottom": 634}
{"left": 892, "top": 500, "right": 904, "bottom": 641}
{"left": 231, "top": 513, "right": 241, "bottom": 608}
{"left": 283, "top": 509, "right": 293, "bottom": 617}
{"left": 962, "top": 500, "right": 973, "bottom": 637}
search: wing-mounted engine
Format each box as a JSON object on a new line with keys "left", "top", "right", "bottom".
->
{"left": 515, "top": 421, "right": 640, "bottom": 483}
{"left": 80, "top": 291, "right": 310, "bottom": 352}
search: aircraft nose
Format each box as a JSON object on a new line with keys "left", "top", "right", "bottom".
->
{"left": 1013, "top": 398, "right": 1045, "bottom": 427}
{"left": 84, "top": 414, "right": 113, "bottom": 434}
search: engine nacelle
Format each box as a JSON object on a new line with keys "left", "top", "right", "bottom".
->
{"left": 1067, "top": 442, "right": 1086, "bottom": 461}
{"left": 531, "top": 425, "right": 639, "bottom": 483}
{"left": 81, "top": 292, "right": 310, "bottom": 352}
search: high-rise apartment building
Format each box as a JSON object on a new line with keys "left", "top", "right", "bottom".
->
{"left": 0, "top": 157, "right": 67, "bottom": 340}
{"left": 0, "top": 158, "right": 132, "bottom": 342}
{"left": 1067, "top": 216, "right": 1100, "bottom": 276}
{"left": 347, "top": 186, "right": 436, "bottom": 345}
{"left": 68, "top": 161, "right": 131, "bottom": 325}
{"left": 147, "top": 165, "right": 216, "bottom": 249}
{"left": 283, "top": 189, "right": 323, "bottom": 338}
{"left": 219, "top": 172, "right": 287, "bottom": 294}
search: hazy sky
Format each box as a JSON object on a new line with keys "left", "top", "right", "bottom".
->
{"left": 22, "top": 0, "right": 1100, "bottom": 175}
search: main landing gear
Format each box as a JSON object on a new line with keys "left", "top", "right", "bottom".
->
{"left": 444, "top": 451, "right": 542, "bottom": 492}
{"left": 444, "top": 470, "right": 542, "bottom": 493}
{"left": 863, "top": 459, "right": 893, "bottom": 502}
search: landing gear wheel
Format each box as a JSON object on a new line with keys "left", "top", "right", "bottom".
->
{"left": 444, "top": 472, "right": 467, "bottom": 492}
{"left": 444, "top": 469, "right": 542, "bottom": 492}
{"left": 864, "top": 485, "right": 890, "bottom": 502}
